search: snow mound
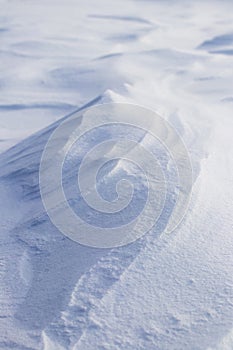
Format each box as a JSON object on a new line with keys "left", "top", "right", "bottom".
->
{"left": 1, "top": 0, "right": 233, "bottom": 349}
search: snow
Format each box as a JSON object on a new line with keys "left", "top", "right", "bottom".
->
{"left": 0, "top": 0, "right": 233, "bottom": 349}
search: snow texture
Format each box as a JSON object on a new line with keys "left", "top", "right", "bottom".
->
{"left": 0, "top": 0, "right": 233, "bottom": 349}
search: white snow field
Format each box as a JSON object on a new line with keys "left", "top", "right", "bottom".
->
{"left": 1, "top": 0, "right": 233, "bottom": 349}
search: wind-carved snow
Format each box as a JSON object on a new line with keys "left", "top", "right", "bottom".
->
{"left": 1, "top": 0, "right": 233, "bottom": 349}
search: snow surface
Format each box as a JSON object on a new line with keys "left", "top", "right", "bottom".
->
{"left": 1, "top": 0, "right": 233, "bottom": 349}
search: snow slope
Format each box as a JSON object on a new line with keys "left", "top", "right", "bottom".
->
{"left": 1, "top": 0, "right": 233, "bottom": 349}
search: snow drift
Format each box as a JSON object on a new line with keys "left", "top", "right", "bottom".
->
{"left": 1, "top": 0, "right": 233, "bottom": 349}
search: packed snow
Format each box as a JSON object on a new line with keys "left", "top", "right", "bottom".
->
{"left": 0, "top": 0, "right": 233, "bottom": 349}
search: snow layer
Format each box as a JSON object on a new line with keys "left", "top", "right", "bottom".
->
{"left": 0, "top": 0, "right": 233, "bottom": 349}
